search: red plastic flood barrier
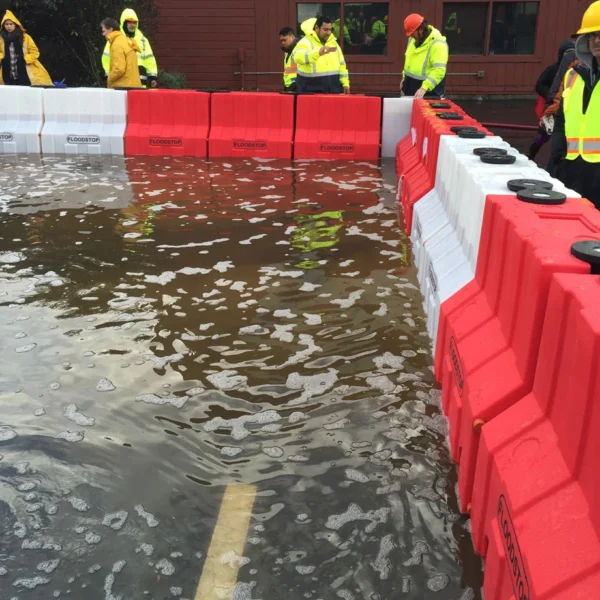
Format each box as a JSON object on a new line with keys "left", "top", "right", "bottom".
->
{"left": 294, "top": 95, "right": 381, "bottom": 160}
{"left": 434, "top": 193, "right": 600, "bottom": 512}
{"left": 398, "top": 104, "right": 486, "bottom": 232}
{"left": 209, "top": 92, "right": 294, "bottom": 159}
{"left": 472, "top": 268, "right": 600, "bottom": 599}
{"left": 125, "top": 90, "right": 210, "bottom": 157}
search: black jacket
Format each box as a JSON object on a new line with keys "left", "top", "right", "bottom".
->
{"left": 536, "top": 64, "right": 559, "bottom": 100}
{"left": 545, "top": 42, "right": 576, "bottom": 108}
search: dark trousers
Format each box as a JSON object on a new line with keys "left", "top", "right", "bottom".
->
{"left": 557, "top": 156, "right": 600, "bottom": 210}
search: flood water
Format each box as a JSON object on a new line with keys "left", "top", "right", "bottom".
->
{"left": 0, "top": 155, "right": 482, "bottom": 599}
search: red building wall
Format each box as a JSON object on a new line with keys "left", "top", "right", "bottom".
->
{"left": 155, "top": 0, "right": 588, "bottom": 95}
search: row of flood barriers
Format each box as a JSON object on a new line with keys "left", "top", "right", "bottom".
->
{"left": 0, "top": 87, "right": 414, "bottom": 159}
{"left": 398, "top": 98, "right": 600, "bottom": 599}
{"left": 3, "top": 83, "right": 600, "bottom": 597}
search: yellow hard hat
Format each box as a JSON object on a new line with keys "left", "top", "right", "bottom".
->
{"left": 578, "top": 0, "right": 600, "bottom": 34}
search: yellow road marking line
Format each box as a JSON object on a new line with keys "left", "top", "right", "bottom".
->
{"left": 194, "top": 483, "right": 257, "bottom": 600}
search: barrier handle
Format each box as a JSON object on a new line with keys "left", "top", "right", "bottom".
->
{"left": 571, "top": 240, "right": 600, "bottom": 274}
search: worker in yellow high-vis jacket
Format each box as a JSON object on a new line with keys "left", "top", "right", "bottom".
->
{"left": 293, "top": 17, "right": 350, "bottom": 95}
{"left": 553, "top": 0, "right": 600, "bottom": 209}
{"left": 279, "top": 26, "right": 298, "bottom": 92}
{"left": 401, "top": 14, "right": 448, "bottom": 100}
{"left": 102, "top": 8, "right": 158, "bottom": 88}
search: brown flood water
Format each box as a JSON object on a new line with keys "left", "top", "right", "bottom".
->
{"left": 0, "top": 155, "right": 482, "bottom": 599}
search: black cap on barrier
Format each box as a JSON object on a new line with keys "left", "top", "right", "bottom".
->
{"left": 450, "top": 126, "right": 477, "bottom": 133}
{"left": 507, "top": 179, "right": 553, "bottom": 193}
{"left": 458, "top": 130, "right": 486, "bottom": 139}
{"left": 516, "top": 188, "right": 566, "bottom": 205}
{"left": 473, "top": 147, "right": 508, "bottom": 156}
{"left": 480, "top": 153, "right": 517, "bottom": 165}
{"left": 571, "top": 240, "right": 600, "bottom": 273}
{"left": 429, "top": 102, "right": 452, "bottom": 109}
{"left": 437, "top": 112, "right": 464, "bottom": 120}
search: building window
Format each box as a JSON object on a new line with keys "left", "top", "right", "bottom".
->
{"left": 296, "top": 3, "right": 389, "bottom": 56}
{"left": 442, "top": 3, "right": 488, "bottom": 55}
{"left": 489, "top": 2, "right": 539, "bottom": 55}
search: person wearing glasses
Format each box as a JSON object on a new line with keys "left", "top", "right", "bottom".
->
{"left": 553, "top": 0, "right": 600, "bottom": 209}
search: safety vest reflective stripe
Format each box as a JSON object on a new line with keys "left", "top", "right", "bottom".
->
{"left": 284, "top": 67, "right": 297, "bottom": 74}
{"left": 566, "top": 70, "right": 578, "bottom": 89}
{"left": 563, "top": 69, "right": 600, "bottom": 163}
{"left": 405, "top": 38, "right": 448, "bottom": 81}
{"left": 297, "top": 69, "right": 341, "bottom": 78}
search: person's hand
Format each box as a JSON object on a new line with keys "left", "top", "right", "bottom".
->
{"left": 319, "top": 46, "right": 333, "bottom": 56}
{"left": 343, "top": 86, "right": 350, "bottom": 95}
{"left": 414, "top": 87, "right": 427, "bottom": 100}
{"left": 150, "top": 80, "right": 158, "bottom": 88}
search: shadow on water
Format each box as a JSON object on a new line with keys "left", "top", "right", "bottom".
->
{"left": 0, "top": 155, "right": 483, "bottom": 599}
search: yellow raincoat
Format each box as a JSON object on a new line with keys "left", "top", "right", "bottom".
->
{"left": 0, "top": 11, "right": 52, "bottom": 86}
{"left": 106, "top": 30, "right": 142, "bottom": 89}
{"left": 293, "top": 18, "right": 349, "bottom": 94}
{"left": 102, "top": 9, "right": 158, "bottom": 87}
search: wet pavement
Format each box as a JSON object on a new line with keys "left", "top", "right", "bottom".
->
{"left": 0, "top": 155, "right": 482, "bottom": 599}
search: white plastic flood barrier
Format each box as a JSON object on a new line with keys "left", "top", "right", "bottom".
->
{"left": 41, "top": 88, "right": 127, "bottom": 155}
{"left": 0, "top": 87, "right": 44, "bottom": 154}
{"left": 411, "top": 134, "right": 578, "bottom": 347}
{"left": 382, "top": 97, "right": 414, "bottom": 158}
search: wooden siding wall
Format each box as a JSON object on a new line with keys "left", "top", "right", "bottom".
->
{"left": 155, "top": 0, "right": 589, "bottom": 95}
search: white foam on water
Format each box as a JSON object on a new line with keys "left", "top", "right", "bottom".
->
{"left": 221, "top": 447, "right": 243, "bottom": 457}
{"left": 427, "top": 574, "right": 450, "bottom": 592}
{"left": 0, "top": 251, "right": 24, "bottom": 263}
{"left": 102, "top": 511, "right": 128, "bottom": 530}
{"left": 271, "top": 324, "right": 295, "bottom": 343}
{"left": 325, "top": 503, "right": 390, "bottom": 532}
{"left": 68, "top": 497, "right": 90, "bottom": 512}
{"left": 56, "top": 431, "right": 85, "bottom": 443}
{"left": 213, "top": 261, "right": 234, "bottom": 273}
{"left": 64, "top": 404, "right": 95, "bottom": 426}
{"left": 373, "top": 352, "right": 405, "bottom": 371}
{"left": 273, "top": 309, "right": 295, "bottom": 319}
{"left": 262, "top": 446, "right": 284, "bottom": 458}
{"left": 220, "top": 550, "right": 250, "bottom": 568}
{"left": 371, "top": 534, "right": 395, "bottom": 580}
{"left": 155, "top": 558, "right": 175, "bottom": 576}
{"left": 178, "top": 267, "right": 211, "bottom": 275}
{"left": 285, "top": 369, "right": 338, "bottom": 406}
{"left": 145, "top": 271, "right": 177, "bottom": 285}
{"left": 13, "top": 577, "right": 50, "bottom": 589}
{"left": 206, "top": 370, "right": 248, "bottom": 391}
{"left": 0, "top": 427, "right": 17, "bottom": 441}
{"left": 135, "top": 504, "right": 159, "bottom": 527}
{"left": 239, "top": 325, "right": 269, "bottom": 336}
{"left": 85, "top": 531, "right": 101, "bottom": 545}
{"left": 15, "top": 343, "right": 37, "bottom": 353}
{"left": 345, "top": 469, "right": 369, "bottom": 483}
{"left": 288, "top": 412, "right": 307, "bottom": 424}
{"left": 240, "top": 234, "right": 267, "bottom": 245}
{"left": 135, "top": 394, "right": 188, "bottom": 409}
{"left": 324, "top": 418, "right": 349, "bottom": 430}
{"left": 373, "top": 303, "right": 388, "bottom": 317}
{"left": 37, "top": 559, "right": 60, "bottom": 574}
{"left": 204, "top": 410, "right": 281, "bottom": 441}
{"left": 143, "top": 353, "right": 184, "bottom": 370}
{"left": 331, "top": 290, "right": 363, "bottom": 309}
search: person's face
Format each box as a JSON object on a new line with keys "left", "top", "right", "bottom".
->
{"left": 589, "top": 31, "right": 600, "bottom": 59}
{"left": 411, "top": 27, "right": 424, "bottom": 43}
{"left": 280, "top": 33, "right": 295, "bottom": 51}
{"left": 348, "top": 12, "right": 354, "bottom": 19}
{"left": 101, "top": 24, "right": 112, "bottom": 38}
{"left": 316, "top": 22, "right": 332, "bottom": 43}
{"left": 3, "top": 20, "right": 16, "bottom": 33}
{"left": 126, "top": 20, "right": 137, "bottom": 33}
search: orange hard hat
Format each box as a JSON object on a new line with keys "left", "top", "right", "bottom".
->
{"left": 404, "top": 13, "right": 424, "bottom": 36}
